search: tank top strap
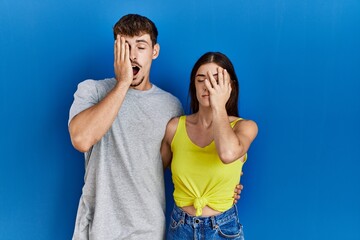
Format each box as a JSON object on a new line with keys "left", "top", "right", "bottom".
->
{"left": 177, "top": 116, "right": 187, "bottom": 133}
{"left": 172, "top": 116, "right": 187, "bottom": 145}
{"left": 179, "top": 115, "right": 186, "bottom": 125}
{"left": 230, "top": 117, "right": 243, "bottom": 128}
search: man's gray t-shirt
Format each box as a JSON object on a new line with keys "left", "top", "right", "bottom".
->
{"left": 69, "top": 78, "right": 183, "bottom": 240}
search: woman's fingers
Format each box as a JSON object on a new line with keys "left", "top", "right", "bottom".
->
{"left": 207, "top": 70, "right": 218, "bottom": 89}
{"left": 224, "top": 69, "right": 230, "bottom": 85}
{"left": 217, "top": 67, "right": 224, "bottom": 87}
{"left": 204, "top": 78, "right": 214, "bottom": 93}
{"left": 223, "top": 69, "right": 232, "bottom": 94}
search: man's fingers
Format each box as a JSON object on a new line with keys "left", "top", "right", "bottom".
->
{"left": 120, "top": 36, "right": 126, "bottom": 61}
{"left": 114, "top": 39, "right": 117, "bottom": 62}
{"left": 124, "top": 42, "right": 129, "bottom": 63}
{"left": 114, "top": 35, "right": 120, "bottom": 63}
{"left": 234, "top": 188, "right": 242, "bottom": 194}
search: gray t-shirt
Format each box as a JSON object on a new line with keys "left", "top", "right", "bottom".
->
{"left": 69, "top": 78, "right": 183, "bottom": 240}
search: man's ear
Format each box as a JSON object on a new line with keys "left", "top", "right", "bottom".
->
{"left": 152, "top": 43, "right": 160, "bottom": 59}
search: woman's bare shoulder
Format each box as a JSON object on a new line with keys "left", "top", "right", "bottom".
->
{"left": 168, "top": 116, "right": 181, "bottom": 126}
{"left": 165, "top": 116, "right": 182, "bottom": 137}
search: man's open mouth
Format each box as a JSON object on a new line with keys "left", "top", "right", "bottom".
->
{"left": 132, "top": 66, "right": 140, "bottom": 76}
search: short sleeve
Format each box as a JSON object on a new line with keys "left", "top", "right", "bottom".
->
{"left": 173, "top": 98, "right": 184, "bottom": 118}
{"left": 68, "top": 80, "right": 99, "bottom": 125}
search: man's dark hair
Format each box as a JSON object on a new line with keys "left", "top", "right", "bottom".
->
{"left": 113, "top": 14, "right": 158, "bottom": 46}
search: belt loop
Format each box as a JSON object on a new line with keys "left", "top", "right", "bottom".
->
{"left": 234, "top": 204, "right": 238, "bottom": 215}
{"left": 210, "top": 216, "right": 218, "bottom": 230}
{"left": 180, "top": 208, "right": 185, "bottom": 224}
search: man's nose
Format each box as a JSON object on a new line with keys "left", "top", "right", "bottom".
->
{"left": 130, "top": 49, "right": 137, "bottom": 61}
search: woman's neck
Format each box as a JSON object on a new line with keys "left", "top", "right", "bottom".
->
{"left": 193, "top": 108, "right": 213, "bottom": 128}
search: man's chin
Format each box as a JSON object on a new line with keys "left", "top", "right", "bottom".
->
{"left": 130, "top": 77, "right": 144, "bottom": 87}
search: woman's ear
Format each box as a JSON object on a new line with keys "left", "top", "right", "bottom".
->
{"left": 152, "top": 43, "right": 160, "bottom": 59}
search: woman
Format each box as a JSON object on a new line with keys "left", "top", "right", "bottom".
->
{"left": 161, "top": 52, "right": 258, "bottom": 239}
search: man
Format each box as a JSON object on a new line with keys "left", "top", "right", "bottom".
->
{"left": 69, "top": 14, "right": 243, "bottom": 240}
{"left": 69, "top": 14, "right": 183, "bottom": 239}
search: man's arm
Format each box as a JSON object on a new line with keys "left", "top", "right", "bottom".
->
{"left": 233, "top": 183, "right": 243, "bottom": 204}
{"left": 233, "top": 171, "right": 244, "bottom": 204}
{"left": 69, "top": 35, "right": 133, "bottom": 152}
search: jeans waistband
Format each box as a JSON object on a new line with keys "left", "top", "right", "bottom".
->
{"left": 172, "top": 204, "right": 238, "bottom": 227}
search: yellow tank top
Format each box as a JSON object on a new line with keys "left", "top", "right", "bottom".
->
{"left": 171, "top": 116, "right": 246, "bottom": 216}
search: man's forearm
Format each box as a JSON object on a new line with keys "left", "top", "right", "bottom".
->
{"left": 69, "top": 82, "right": 129, "bottom": 152}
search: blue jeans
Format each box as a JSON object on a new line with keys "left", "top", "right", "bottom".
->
{"left": 167, "top": 204, "right": 244, "bottom": 240}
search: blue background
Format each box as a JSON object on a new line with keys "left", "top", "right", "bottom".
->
{"left": 1, "top": 0, "right": 359, "bottom": 239}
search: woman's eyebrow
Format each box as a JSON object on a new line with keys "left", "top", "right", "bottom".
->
{"left": 196, "top": 73, "right": 218, "bottom": 77}
{"left": 196, "top": 73, "right": 206, "bottom": 77}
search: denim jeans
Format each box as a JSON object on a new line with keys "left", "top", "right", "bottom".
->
{"left": 167, "top": 204, "right": 244, "bottom": 240}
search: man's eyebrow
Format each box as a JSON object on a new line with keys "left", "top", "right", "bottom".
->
{"left": 124, "top": 39, "right": 150, "bottom": 45}
{"left": 136, "top": 39, "right": 150, "bottom": 44}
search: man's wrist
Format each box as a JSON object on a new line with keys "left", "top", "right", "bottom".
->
{"left": 114, "top": 79, "right": 131, "bottom": 92}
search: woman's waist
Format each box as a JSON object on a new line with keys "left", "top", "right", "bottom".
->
{"left": 171, "top": 204, "right": 239, "bottom": 226}
{"left": 174, "top": 195, "right": 235, "bottom": 217}
{"left": 181, "top": 205, "right": 222, "bottom": 217}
